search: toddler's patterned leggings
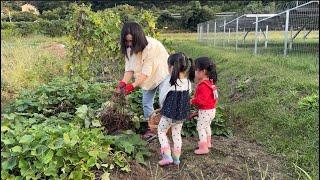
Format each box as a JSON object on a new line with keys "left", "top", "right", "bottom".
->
{"left": 158, "top": 116, "right": 183, "bottom": 150}
{"left": 197, "top": 109, "right": 216, "bottom": 142}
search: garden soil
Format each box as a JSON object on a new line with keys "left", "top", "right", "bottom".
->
{"left": 110, "top": 135, "right": 292, "bottom": 180}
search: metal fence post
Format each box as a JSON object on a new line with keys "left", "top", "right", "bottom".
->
{"left": 265, "top": 25, "right": 268, "bottom": 48}
{"left": 289, "top": 26, "right": 293, "bottom": 50}
{"left": 197, "top": 24, "right": 199, "bottom": 41}
{"left": 214, "top": 21, "right": 217, "bottom": 46}
{"left": 254, "top": 16, "right": 258, "bottom": 54}
{"left": 284, "top": 10, "right": 290, "bottom": 56}
{"left": 200, "top": 24, "right": 202, "bottom": 41}
{"left": 303, "top": 27, "right": 306, "bottom": 42}
{"left": 243, "top": 28, "right": 246, "bottom": 44}
{"left": 228, "top": 28, "right": 231, "bottom": 44}
{"left": 236, "top": 18, "right": 239, "bottom": 50}
{"left": 223, "top": 19, "right": 226, "bottom": 47}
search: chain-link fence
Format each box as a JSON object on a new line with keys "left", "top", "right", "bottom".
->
{"left": 197, "top": 1, "right": 319, "bottom": 58}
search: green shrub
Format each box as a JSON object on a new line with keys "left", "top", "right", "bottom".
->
{"left": 41, "top": 9, "right": 60, "bottom": 20}
{"left": 38, "top": 19, "right": 69, "bottom": 37}
{"left": 10, "top": 11, "right": 39, "bottom": 22}
{"left": 68, "top": 4, "right": 122, "bottom": 79}
{"left": 1, "top": 21, "right": 36, "bottom": 37}
{"left": 14, "top": 21, "right": 40, "bottom": 36}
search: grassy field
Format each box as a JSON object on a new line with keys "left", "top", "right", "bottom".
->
{"left": 1, "top": 35, "right": 68, "bottom": 109}
{"left": 164, "top": 33, "right": 319, "bottom": 178}
{"left": 166, "top": 31, "right": 319, "bottom": 57}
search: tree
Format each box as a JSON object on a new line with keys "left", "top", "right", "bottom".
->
{"left": 181, "top": 1, "right": 217, "bottom": 31}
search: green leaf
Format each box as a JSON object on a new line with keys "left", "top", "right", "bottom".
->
{"left": 1, "top": 126, "right": 11, "bottom": 132}
{"left": 75, "top": 105, "right": 88, "bottom": 119}
{"left": 63, "top": 133, "right": 70, "bottom": 144}
{"left": 44, "top": 161, "right": 58, "bottom": 177}
{"left": 120, "top": 141, "right": 134, "bottom": 154}
{"left": 88, "top": 150, "right": 99, "bottom": 157}
{"left": 18, "top": 159, "right": 28, "bottom": 170}
{"left": 87, "top": 157, "right": 96, "bottom": 168}
{"left": 101, "top": 172, "right": 110, "bottom": 180}
{"left": 2, "top": 158, "right": 17, "bottom": 170}
{"left": 43, "top": 150, "right": 54, "bottom": 164}
{"left": 11, "top": 146, "right": 22, "bottom": 153}
{"left": 70, "top": 171, "right": 83, "bottom": 180}
{"left": 91, "top": 119, "right": 101, "bottom": 127}
{"left": 1, "top": 138, "right": 15, "bottom": 145}
{"left": 121, "top": 165, "right": 131, "bottom": 172}
{"left": 48, "top": 138, "right": 64, "bottom": 150}
{"left": 101, "top": 164, "right": 109, "bottom": 169}
{"left": 19, "top": 135, "right": 34, "bottom": 144}
{"left": 135, "top": 152, "right": 146, "bottom": 165}
{"left": 70, "top": 135, "right": 79, "bottom": 147}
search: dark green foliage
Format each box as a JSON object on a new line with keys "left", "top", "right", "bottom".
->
{"left": 38, "top": 19, "right": 69, "bottom": 37}
{"left": 7, "top": 77, "right": 110, "bottom": 116}
{"left": 1, "top": 11, "right": 39, "bottom": 22}
{"left": 1, "top": 77, "right": 150, "bottom": 179}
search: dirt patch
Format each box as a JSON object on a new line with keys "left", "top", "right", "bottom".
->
{"left": 111, "top": 136, "right": 291, "bottom": 180}
{"left": 110, "top": 162, "right": 150, "bottom": 180}
{"left": 41, "top": 42, "right": 66, "bottom": 58}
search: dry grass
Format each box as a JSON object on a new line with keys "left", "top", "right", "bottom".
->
{"left": 1, "top": 35, "right": 68, "bottom": 108}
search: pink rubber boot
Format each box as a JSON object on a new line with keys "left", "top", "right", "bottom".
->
{"left": 172, "top": 148, "right": 181, "bottom": 165}
{"left": 194, "top": 141, "right": 209, "bottom": 155}
{"left": 207, "top": 136, "right": 212, "bottom": 148}
{"left": 158, "top": 144, "right": 173, "bottom": 166}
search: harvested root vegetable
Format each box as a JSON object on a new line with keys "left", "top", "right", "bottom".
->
{"left": 100, "top": 94, "right": 132, "bottom": 134}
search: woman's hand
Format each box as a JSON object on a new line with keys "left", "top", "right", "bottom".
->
{"left": 124, "top": 83, "right": 135, "bottom": 95}
{"left": 115, "top": 80, "right": 126, "bottom": 95}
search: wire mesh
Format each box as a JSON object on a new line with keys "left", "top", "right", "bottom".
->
{"left": 197, "top": 1, "right": 319, "bottom": 59}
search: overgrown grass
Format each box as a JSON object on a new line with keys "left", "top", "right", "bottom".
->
{"left": 1, "top": 35, "right": 68, "bottom": 109}
{"left": 170, "top": 38, "right": 319, "bottom": 178}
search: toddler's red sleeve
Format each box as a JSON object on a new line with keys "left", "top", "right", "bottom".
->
{"left": 191, "top": 84, "right": 209, "bottom": 107}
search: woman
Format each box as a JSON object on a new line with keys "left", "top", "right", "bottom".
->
{"left": 115, "top": 22, "right": 169, "bottom": 138}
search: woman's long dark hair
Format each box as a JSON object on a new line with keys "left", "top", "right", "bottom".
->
{"left": 120, "top": 22, "right": 148, "bottom": 58}
{"left": 194, "top": 57, "right": 217, "bottom": 84}
{"left": 167, "top": 53, "right": 195, "bottom": 86}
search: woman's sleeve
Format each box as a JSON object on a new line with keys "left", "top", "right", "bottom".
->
{"left": 141, "top": 48, "right": 154, "bottom": 77}
{"left": 124, "top": 56, "right": 134, "bottom": 72}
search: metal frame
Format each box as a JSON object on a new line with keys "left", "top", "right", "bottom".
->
{"left": 197, "top": 1, "right": 319, "bottom": 57}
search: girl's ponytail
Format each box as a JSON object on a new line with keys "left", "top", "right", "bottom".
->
{"left": 188, "top": 58, "right": 195, "bottom": 82}
{"left": 169, "top": 59, "right": 180, "bottom": 86}
{"left": 208, "top": 63, "right": 217, "bottom": 84}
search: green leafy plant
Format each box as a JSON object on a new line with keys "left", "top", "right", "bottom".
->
{"left": 7, "top": 76, "right": 110, "bottom": 116}
{"left": 1, "top": 114, "right": 149, "bottom": 179}
{"left": 67, "top": 4, "right": 122, "bottom": 80}
{"left": 1, "top": 77, "right": 150, "bottom": 179}
{"left": 298, "top": 94, "right": 319, "bottom": 111}
{"left": 182, "top": 106, "right": 232, "bottom": 138}
{"left": 236, "top": 81, "right": 247, "bottom": 93}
